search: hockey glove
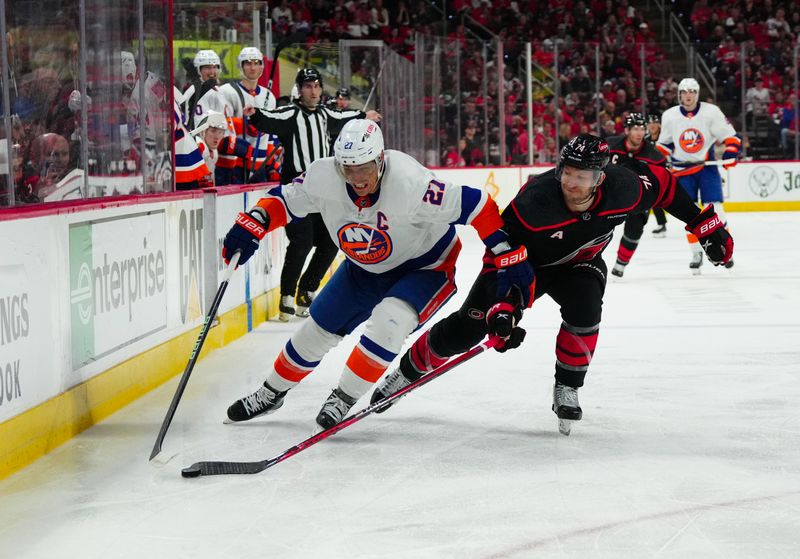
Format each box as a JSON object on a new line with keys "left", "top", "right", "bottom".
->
{"left": 493, "top": 244, "right": 535, "bottom": 309}
{"left": 222, "top": 210, "right": 270, "bottom": 266}
{"left": 722, "top": 137, "right": 741, "bottom": 170}
{"left": 721, "top": 150, "right": 738, "bottom": 170}
{"left": 486, "top": 296, "right": 526, "bottom": 353}
{"left": 684, "top": 204, "right": 734, "bottom": 265}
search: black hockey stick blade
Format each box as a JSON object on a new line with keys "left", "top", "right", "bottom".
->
{"left": 150, "top": 252, "right": 240, "bottom": 461}
{"left": 181, "top": 338, "right": 498, "bottom": 477}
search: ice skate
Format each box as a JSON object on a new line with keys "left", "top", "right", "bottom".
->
{"left": 315, "top": 388, "right": 358, "bottom": 430}
{"left": 295, "top": 291, "right": 314, "bottom": 318}
{"left": 553, "top": 382, "right": 582, "bottom": 436}
{"left": 651, "top": 224, "right": 667, "bottom": 238}
{"left": 226, "top": 382, "right": 287, "bottom": 423}
{"left": 279, "top": 295, "right": 295, "bottom": 321}
{"left": 370, "top": 368, "right": 413, "bottom": 413}
{"left": 689, "top": 252, "right": 703, "bottom": 275}
{"left": 611, "top": 262, "right": 626, "bottom": 278}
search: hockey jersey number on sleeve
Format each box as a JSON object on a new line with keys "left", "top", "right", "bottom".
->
{"left": 422, "top": 180, "right": 445, "bottom": 205}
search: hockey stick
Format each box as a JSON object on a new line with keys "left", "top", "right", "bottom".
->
{"left": 181, "top": 337, "right": 498, "bottom": 477}
{"left": 150, "top": 251, "right": 241, "bottom": 460}
{"left": 363, "top": 57, "right": 388, "bottom": 112}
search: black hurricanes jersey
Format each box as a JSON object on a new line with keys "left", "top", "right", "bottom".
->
{"left": 502, "top": 164, "right": 698, "bottom": 268}
{"left": 606, "top": 135, "right": 666, "bottom": 171}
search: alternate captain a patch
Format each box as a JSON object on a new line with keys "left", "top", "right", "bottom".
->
{"left": 678, "top": 128, "right": 705, "bottom": 154}
{"left": 337, "top": 223, "right": 393, "bottom": 264}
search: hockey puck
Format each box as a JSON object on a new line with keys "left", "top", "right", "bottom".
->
{"left": 181, "top": 466, "right": 201, "bottom": 478}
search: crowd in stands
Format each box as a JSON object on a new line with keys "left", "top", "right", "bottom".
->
{"left": 4, "top": 4, "right": 173, "bottom": 206}
{"left": 262, "top": 0, "right": 707, "bottom": 166}
{"left": 6, "top": 1, "right": 800, "bottom": 206}
{"left": 674, "top": 0, "right": 800, "bottom": 156}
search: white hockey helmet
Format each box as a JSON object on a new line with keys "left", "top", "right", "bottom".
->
{"left": 193, "top": 49, "right": 221, "bottom": 70}
{"left": 334, "top": 119, "right": 384, "bottom": 168}
{"left": 678, "top": 77, "right": 700, "bottom": 94}
{"left": 237, "top": 46, "right": 264, "bottom": 65}
{"left": 191, "top": 110, "right": 228, "bottom": 136}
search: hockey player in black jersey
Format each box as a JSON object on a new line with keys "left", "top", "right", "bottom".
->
{"left": 645, "top": 111, "right": 669, "bottom": 237}
{"left": 608, "top": 113, "right": 668, "bottom": 278}
{"left": 371, "top": 133, "right": 734, "bottom": 435}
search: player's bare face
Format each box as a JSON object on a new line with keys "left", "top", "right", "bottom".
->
{"left": 343, "top": 161, "right": 379, "bottom": 195}
{"left": 647, "top": 122, "right": 660, "bottom": 137}
{"left": 204, "top": 127, "right": 226, "bottom": 150}
{"left": 626, "top": 125, "right": 645, "bottom": 148}
{"left": 241, "top": 60, "right": 263, "bottom": 81}
{"left": 300, "top": 81, "right": 322, "bottom": 110}
{"left": 200, "top": 65, "right": 218, "bottom": 82}
{"left": 561, "top": 165, "right": 601, "bottom": 211}
{"left": 680, "top": 90, "right": 698, "bottom": 111}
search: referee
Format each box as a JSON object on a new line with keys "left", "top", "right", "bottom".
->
{"left": 244, "top": 67, "right": 381, "bottom": 320}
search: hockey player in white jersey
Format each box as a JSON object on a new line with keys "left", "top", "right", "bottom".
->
{"left": 656, "top": 78, "right": 740, "bottom": 272}
{"left": 218, "top": 47, "right": 281, "bottom": 183}
{"left": 182, "top": 49, "right": 227, "bottom": 129}
{"left": 173, "top": 87, "right": 210, "bottom": 190}
{"left": 220, "top": 120, "right": 534, "bottom": 430}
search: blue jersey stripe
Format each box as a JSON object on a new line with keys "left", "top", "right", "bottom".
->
{"left": 393, "top": 226, "right": 456, "bottom": 273}
{"left": 266, "top": 185, "right": 301, "bottom": 222}
{"left": 456, "top": 186, "right": 482, "bottom": 225}
{"left": 175, "top": 152, "right": 204, "bottom": 166}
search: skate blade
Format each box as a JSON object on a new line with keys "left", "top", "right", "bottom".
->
{"left": 558, "top": 418, "right": 573, "bottom": 436}
{"left": 296, "top": 309, "right": 310, "bottom": 318}
{"left": 278, "top": 313, "right": 292, "bottom": 322}
{"left": 691, "top": 269, "right": 702, "bottom": 276}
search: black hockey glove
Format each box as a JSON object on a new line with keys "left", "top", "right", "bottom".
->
{"left": 222, "top": 210, "right": 269, "bottom": 266}
{"left": 486, "top": 295, "right": 526, "bottom": 353}
{"left": 685, "top": 204, "right": 734, "bottom": 265}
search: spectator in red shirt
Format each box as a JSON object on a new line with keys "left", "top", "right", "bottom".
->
{"left": 760, "top": 64, "right": 783, "bottom": 92}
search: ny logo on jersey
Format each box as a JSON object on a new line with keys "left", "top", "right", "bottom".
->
{"left": 337, "top": 223, "right": 393, "bottom": 264}
{"left": 679, "top": 128, "right": 705, "bottom": 154}
{"left": 551, "top": 230, "right": 564, "bottom": 239}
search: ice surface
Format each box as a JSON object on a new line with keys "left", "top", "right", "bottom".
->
{"left": 1, "top": 212, "right": 798, "bottom": 558}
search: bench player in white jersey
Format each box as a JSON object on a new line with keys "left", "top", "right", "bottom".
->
{"left": 220, "top": 120, "right": 534, "bottom": 430}
{"left": 173, "top": 88, "right": 210, "bottom": 190}
{"left": 182, "top": 49, "right": 227, "bottom": 130}
{"left": 656, "top": 78, "right": 741, "bottom": 273}
{"left": 218, "top": 47, "right": 281, "bottom": 183}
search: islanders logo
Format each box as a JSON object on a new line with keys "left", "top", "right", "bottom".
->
{"left": 337, "top": 223, "right": 393, "bottom": 264}
{"left": 679, "top": 128, "right": 705, "bottom": 153}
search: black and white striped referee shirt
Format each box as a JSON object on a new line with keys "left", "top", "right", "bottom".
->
{"left": 249, "top": 102, "right": 365, "bottom": 183}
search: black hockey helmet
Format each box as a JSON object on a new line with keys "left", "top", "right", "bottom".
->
{"left": 624, "top": 112, "right": 646, "bottom": 128}
{"left": 296, "top": 67, "right": 322, "bottom": 88}
{"left": 336, "top": 87, "right": 351, "bottom": 99}
{"left": 647, "top": 111, "right": 661, "bottom": 123}
{"left": 556, "top": 133, "right": 610, "bottom": 181}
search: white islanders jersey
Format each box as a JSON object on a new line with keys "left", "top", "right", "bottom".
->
{"left": 183, "top": 83, "right": 228, "bottom": 126}
{"left": 657, "top": 102, "right": 737, "bottom": 164}
{"left": 261, "top": 150, "right": 500, "bottom": 275}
